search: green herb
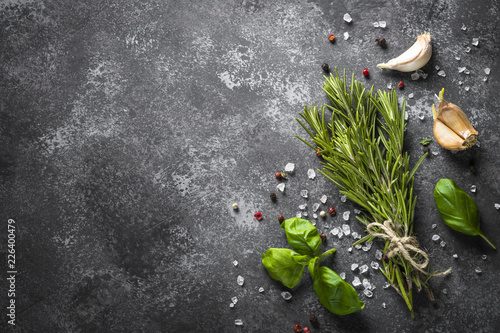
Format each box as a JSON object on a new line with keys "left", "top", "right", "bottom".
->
{"left": 281, "top": 216, "right": 322, "bottom": 257}
{"left": 262, "top": 217, "right": 364, "bottom": 315}
{"left": 434, "top": 178, "right": 496, "bottom": 249}
{"left": 296, "top": 69, "right": 449, "bottom": 318}
{"left": 419, "top": 138, "right": 433, "bottom": 146}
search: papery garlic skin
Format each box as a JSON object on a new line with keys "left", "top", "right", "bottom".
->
{"left": 432, "top": 89, "right": 478, "bottom": 151}
{"left": 377, "top": 33, "right": 432, "bottom": 72}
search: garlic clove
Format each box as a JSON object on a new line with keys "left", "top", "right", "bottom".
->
{"left": 433, "top": 119, "right": 468, "bottom": 150}
{"left": 431, "top": 89, "right": 478, "bottom": 150}
{"left": 377, "top": 33, "right": 432, "bottom": 72}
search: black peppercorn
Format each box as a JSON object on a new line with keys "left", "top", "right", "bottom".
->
{"left": 270, "top": 192, "right": 277, "bottom": 201}
{"left": 309, "top": 315, "right": 319, "bottom": 327}
{"left": 375, "top": 38, "right": 387, "bottom": 48}
{"left": 423, "top": 146, "right": 431, "bottom": 154}
{"left": 278, "top": 215, "right": 285, "bottom": 223}
{"left": 320, "top": 233, "right": 326, "bottom": 242}
{"left": 322, "top": 63, "right": 330, "bottom": 72}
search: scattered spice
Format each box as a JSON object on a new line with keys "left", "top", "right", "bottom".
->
{"left": 275, "top": 171, "right": 282, "bottom": 179}
{"left": 328, "top": 207, "right": 336, "bottom": 215}
{"left": 254, "top": 212, "right": 263, "bottom": 220}
{"left": 319, "top": 211, "right": 326, "bottom": 217}
{"left": 270, "top": 192, "right": 277, "bottom": 201}
{"left": 278, "top": 215, "right": 285, "bottom": 223}
{"left": 322, "top": 63, "right": 330, "bottom": 72}
{"left": 328, "top": 34, "right": 336, "bottom": 42}
{"left": 420, "top": 138, "right": 433, "bottom": 146}
{"left": 398, "top": 81, "right": 405, "bottom": 89}
{"left": 293, "top": 324, "right": 303, "bottom": 333}
{"left": 423, "top": 146, "right": 431, "bottom": 154}
{"left": 303, "top": 328, "right": 311, "bottom": 333}
{"left": 316, "top": 148, "right": 322, "bottom": 156}
{"left": 309, "top": 315, "right": 319, "bottom": 327}
{"left": 362, "top": 68, "right": 369, "bottom": 77}
{"left": 320, "top": 232, "right": 327, "bottom": 242}
{"left": 232, "top": 203, "right": 239, "bottom": 210}
{"left": 375, "top": 37, "right": 387, "bottom": 48}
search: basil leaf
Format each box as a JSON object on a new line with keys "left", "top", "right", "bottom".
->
{"left": 420, "top": 138, "right": 433, "bottom": 146}
{"left": 281, "top": 218, "right": 322, "bottom": 256}
{"left": 312, "top": 266, "right": 365, "bottom": 315}
{"left": 262, "top": 248, "right": 312, "bottom": 288}
{"left": 434, "top": 179, "right": 496, "bottom": 249}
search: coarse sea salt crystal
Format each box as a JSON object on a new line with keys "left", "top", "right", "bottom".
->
{"left": 320, "top": 195, "right": 327, "bottom": 204}
{"left": 230, "top": 302, "right": 235, "bottom": 308}
{"left": 363, "top": 289, "right": 373, "bottom": 297}
{"left": 373, "top": 22, "right": 379, "bottom": 28}
{"left": 453, "top": 254, "right": 458, "bottom": 259}
{"left": 344, "top": 32, "right": 350, "bottom": 40}
{"left": 371, "top": 261, "right": 380, "bottom": 270}
{"left": 485, "top": 68, "right": 491, "bottom": 75}
{"left": 337, "top": 230, "right": 344, "bottom": 239}
{"left": 259, "top": 287, "right": 264, "bottom": 293}
{"left": 352, "top": 276, "right": 362, "bottom": 287}
{"left": 296, "top": 211, "right": 302, "bottom": 218}
{"left": 432, "top": 224, "right": 437, "bottom": 229}
{"left": 440, "top": 241, "right": 446, "bottom": 247}
{"left": 408, "top": 93, "right": 414, "bottom": 99}
{"left": 482, "top": 254, "right": 487, "bottom": 260}
{"left": 362, "top": 242, "right": 372, "bottom": 252}
{"left": 458, "top": 66, "right": 466, "bottom": 73}
{"left": 232, "top": 296, "right": 238, "bottom": 304}
{"left": 461, "top": 23, "right": 467, "bottom": 30}
{"left": 233, "top": 260, "right": 238, "bottom": 267}
{"left": 312, "top": 203, "right": 320, "bottom": 212}
{"left": 343, "top": 13, "right": 352, "bottom": 23}
{"left": 281, "top": 291, "right": 292, "bottom": 300}
{"left": 437, "top": 70, "right": 446, "bottom": 77}
{"left": 362, "top": 278, "right": 371, "bottom": 290}
{"left": 379, "top": 21, "right": 386, "bottom": 28}
{"left": 383, "top": 282, "right": 390, "bottom": 289}
{"left": 475, "top": 267, "right": 482, "bottom": 274}
{"left": 307, "top": 169, "right": 316, "bottom": 179}
{"left": 418, "top": 112, "right": 425, "bottom": 120}
{"left": 359, "top": 264, "right": 369, "bottom": 274}
{"left": 354, "top": 208, "right": 361, "bottom": 214}
{"left": 302, "top": 211, "right": 308, "bottom": 217}
{"left": 382, "top": 302, "right": 387, "bottom": 309}
{"left": 432, "top": 234, "right": 440, "bottom": 241}
{"left": 465, "top": 86, "right": 470, "bottom": 91}
{"left": 351, "top": 263, "right": 359, "bottom": 271}
{"left": 411, "top": 72, "right": 420, "bottom": 80}
{"left": 277, "top": 183, "right": 285, "bottom": 192}
{"left": 472, "top": 38, "right": 479, "bottom": 46}
{"left": 375, "top": 250, "right": 383, "bottom": 260}
{"left": 455, "top": 56, "right": 461, "bottom": 60}
{"left": 285, "top": 163, "right": 295, "bottom": 173}
{"left": 465, "top": 46, "right": 471, "bottom": 53}
{"left": 313, "top": 213, "right": 318, "bottom": 219}
{"left": 464, "top": 68, "right": 470, "bottom": 75}
{"left": 299, "top": 203, "right": 307, "bottom": 210}
{"left": 495, "top": 203, "right": 500, "bottom": 210}
{"left": 435, "top": 65, "right": 440, "bottom": 70}
{"left": 331, "top": 227, "right": 340, "bottom": 236}
{"left": 470, "top": 185, "right": 477, "bottom": 193}
{"left": 237, "top": 275, "right": 244, "bottom": 286}
{"left": 300, "top": 189, "right": 308, "bottom": 198}
{"left": 340, "top": 272, "right": 346, "bottom": 280}
{"left": 235, "top": 319, "right": 243, "bottom": 326}
{"left": 343, "top": 211, "right": 350, "bottom": 220}
{"left": 340, "top": 195, "right": 347, "bottom": 203}
{"left": 342, "top": 224, "right": 351, "bottom": 235}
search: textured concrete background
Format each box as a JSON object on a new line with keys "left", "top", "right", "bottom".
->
{"left": 1, "top": 0, "right": 499, "bottom": 332}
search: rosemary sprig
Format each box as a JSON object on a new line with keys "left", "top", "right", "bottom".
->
{"left": 297, "top": 69, "right": 445, "bottom": 318}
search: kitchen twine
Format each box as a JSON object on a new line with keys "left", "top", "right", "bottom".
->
{"left": 367, "top": 220, "right": 452, "bottom": 276}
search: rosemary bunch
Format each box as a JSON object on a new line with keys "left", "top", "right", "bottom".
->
{"left": 297, "top": 69, "right": 446, "bottom": 318}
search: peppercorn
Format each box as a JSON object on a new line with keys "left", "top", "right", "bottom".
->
{"left": 362, "top": 68, "right": 369, "bottom": 77}
{"left": 328, "top": 34, "right": 336, "bottom": 42}
{"left": 303, "top": 327, "right": 311, "bottom": 333}
{"left": 398, "top": 81, "right": 404, "bottom": 89}
{"left": 320, "top": 233, "right": 326, "bottom": 242}
{"left": 309, "top": 315, "right": 319, "bottom": 327}
{"left": 375, "top": 37, "right": 387, "bottom": 48}
{"left": 270, "top": 192, "right": 277, "bottom": 201}
{"left": 275, "top": 171, "right": 282, "bottom": 179}
{"left": 423, "top": 146, "right": 431, "bottom": 154}
{"left": 254, "top": 212, "right": 263, "bottom": 220}
{"left": 316, "top": 148, "right": 322, "bottom": 156}
{"left": 322, "top": 63, "right": 330, "bottom": 72}
{"left": 232, "top": 203, "right": 239, "bottom": 210}
{"left": 319, "top": 210, "right": 326, "bottom": 218}
{"left": 328, "top": 206, "right": 336, "bottom": 215}
{"left": 293, "top": 324, "right": 303, "bottom": 333}
{"left": 278, "top": 215, "right": 285, "bottom": 223}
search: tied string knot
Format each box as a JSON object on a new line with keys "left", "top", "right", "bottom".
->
{"left": 367, "top": 220, "right": 437, "bottom": 275}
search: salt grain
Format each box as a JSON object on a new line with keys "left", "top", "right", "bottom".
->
{"left": 343, "top": 13, "right": 352, "bottom": 23}
{"left": 379, "top": 21, "right": 386, "bottom": 28}
{"left": 237, "top": 275, "right": 244, "bottom": 286}
{"left": 343, "top": 211, "right": 350, "bottom": 221}
{"left": 307, "top": 169, "right": 316, "bottom": 180}
{"left": 352, "top": 276, "right": 362, "bottom": 287}
{"left": 411, "top": 72, "right": 420, "bottom": 80}
{"left": 312, "top": 203, "right": 320, "bottom": 212}
{"left": 344, "top": 32, "right": 350, "bottom": 40}
{"left": 320, "top": 195, "right": 327, "bottom": 204}
{"left": 485, "top": 68, "right": 491, "bottom": 75}
{"left": 472, "top": 38, "right": 479, "bottom": 46}
{"left": 277, "top": 183, "right": 285, "bottom": 192}
{"left": 432, "top": 234, "right": 440, "bottom": 241}
{"left": 284, "top": 163, "right": 295, "bottom": 173}
{"left": 342, "top": 224, "right": 351, "bottom": 235}
{"left": 437, "top": 70, "right": 446, "bottom": 77}
{"left": 235, "top": 319, "right": 243, "bottom": 326}
{"left": 300, "top": 189, "right": 308, "bottom": 198}
{"left": 470, "top": 185, "right": 476, "bottom": 193}
{"left": 281, "top": 291, "right": 292, "bottom": 300}
{"left": 461, "top": 24, "right": 467, "bottom": 31}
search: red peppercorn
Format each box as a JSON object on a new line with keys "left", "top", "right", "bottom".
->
{"left": 316, "top": 148, "right": 321, "bottom": 156}
{"left": 363, "top": 68, "right": 369, "bottom": 77}
{"left": 398, "top": 81, "right": 404, "bottom": 89}
{"left": 275, "top": 171, "right": 282, "bottom": 179}
{"left": 328, "top": 207, "right": 336, "bottom": 215}
{"left": 254, "top": 212, "right": 263, "bottom": 220}
{"left": 303, "top": 328, "right": 311, "bottom": 333}
{"left": 328, "top": 34, "right": 336, "bottom": 42}
{"left": 294, "top": 324, "right": 303, "bottom": 333}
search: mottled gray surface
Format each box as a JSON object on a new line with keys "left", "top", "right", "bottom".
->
{"left": 1, "top": 0, "right": 499, "bottom": 332}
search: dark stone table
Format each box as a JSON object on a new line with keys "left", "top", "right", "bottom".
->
{"left": 1, "top": 0, "right": 499, "bottom": 332}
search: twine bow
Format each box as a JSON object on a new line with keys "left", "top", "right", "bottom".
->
{"left": 367, "top": 220, "right": 451, "bottom": 276}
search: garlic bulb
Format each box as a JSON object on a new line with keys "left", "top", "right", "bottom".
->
{"left": 432, "top": 89, "right": 478, "bottom": 150}
{"left": 377, "top": 33, "right": 432, "bottom": 72}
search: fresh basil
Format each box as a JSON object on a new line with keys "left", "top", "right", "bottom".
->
{"left": 434, "top": 178, "right": 496, "bottom": 249}
{"left": 311, "top": 265, "right": 365, "bottom": 315}
{"left": 262, "top": 248, "right": 312, "bottom": 288}
{"left": 281, "top": 217, "right": 322, "bottom": 257}
{"left": 419, "top": 138, "right": 433, "bottom": 146}
{"left": 262, "top": 218, "right": 363, "bottom": 316}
